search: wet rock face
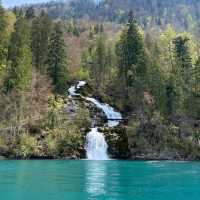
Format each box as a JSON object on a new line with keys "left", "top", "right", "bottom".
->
{"left": 84, "top": 101, "right": 106, "bottom": 127}
{"left": 99, "top": 126, "right": 130, "bottom": 159}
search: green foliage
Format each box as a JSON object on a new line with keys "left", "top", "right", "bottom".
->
{"left": 0, "top": 1, "right": 199, "bottom": 160}
{"left": 4, "top": 17, "right": 32, "bottom": 92}
{"left": 45, "top": 95, "right": 64, "bottom": 129}
{"left": 82, "top": 34, "right": 115, "bottom": 93}
{"left": 194, "top": 58, "right": 200, "bottom": 96}
{"left": 22, "top": 0, "right": 200, "bottom": 33}
{"left": 31, "top": 11, "right": 52, "bottom": 71}
{"left": 65, "top": 20, "right": 80, "bottom": 37}
{"left": 90, "top": 36, "right": 108, "bottom": 90}
{"left": 47, "top": 22, "right": 68, "bottom": 94}
{"left": 17, "top": 132, "right": 38, "bottom": 158}
{"left": 76, "top": 67, "right": 90, "bottom": 81}
{"left": 115, "top": 12, "right": 147, "bottom": 110}
{"left": 42, "top": 95, "right": 90, "bottom": 158}
{"left": 25, "top": 6, "right": 35, "bottom": 20}
{"left": 172, "top": 36, "right": 193, "bottom": 115}
{"left": 0, "top": 2, "right": 6, "bottom": 35}
{"left": 165, "top": 74, "right": 185, "bottom": 116}
{"left": 173, "top": 36, "right": 193, "bottom": 82}
{"left": 188, "top": 58, "right": 200, "bottom": 118}
{"left": 0, "top": 4, "right": 7, "bottom": 72}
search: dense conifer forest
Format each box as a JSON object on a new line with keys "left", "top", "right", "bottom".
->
{"left": 0, "top": 0, "right": 199, "bottom": 160}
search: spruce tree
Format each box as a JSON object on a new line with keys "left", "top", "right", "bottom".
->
{"left": 0, "top": 1, "right": 5, "bottom": 35}
{"left": 115, "top": 11, "right": 147, "bottom": 109}
{"left": 91, "top": 36, "right": 107, "bottom": 90}
{"left": 194, "top": 58, "right": 200, "bottom": 97}
{"left": 31, "top": 11, "right": 52, "bottom": 72}
{"left": 189, "top": 57, "right": 200, "bottom": 118}
{"left": 25, "top": 6, "right": 35, "bottom": 20}
{"left": 173, "top": 36, "right": 193, "bottom": 84}
{"left": 47, "top": 22, "right": 68, "bottom": 94}
{"left": 4, "top": 17, "right": 32, "bottom": 92}
{"left": 0, "top": 2, "right": 6, "bottom": 69}
{"left": 173, "top": 36, "right": 193, "bottom": 114}
{"left": 83, "top": 35, "right": 112, "bottom": 92}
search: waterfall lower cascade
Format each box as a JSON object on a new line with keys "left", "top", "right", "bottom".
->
{"left": 68, "top": 81, "right": 122, "bottom": 160}
{"left": 85, "top": 128, "right": 108, "bottom": 160}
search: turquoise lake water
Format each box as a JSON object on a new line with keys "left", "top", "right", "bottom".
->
{"left": 0, "top": 160, "right": 200, "bottom": 200}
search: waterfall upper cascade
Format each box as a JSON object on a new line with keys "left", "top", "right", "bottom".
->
{"left": 68, "top": 81, "right": 122, "bottom": 160}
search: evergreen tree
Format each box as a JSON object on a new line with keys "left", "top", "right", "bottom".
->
{"left": 173, "top": 36, "right": 193, "bottom": 114}
{"left": 165, "top": 73, "right": 185, "bottom": 116}
{"left": 31, "top": 11, "right": 52, "bottom": 72}
{"left": 0, "top": 2, "right": 6, "bottom": 69}
{"left": 82, "top": 35, "right": 112, "bottom": 92}
{"left": 47, "top": 22, "right": 68, "bottom": 94}
{"left": 91, "top": 36, "right": 107, "bottom": 90}
{"left": 173, "top": 36, "right": 193, "bottom": 84}
{"left": 194, "top": 57, "right": 200, "bottom": 97}
{"left": 25, "top": 6, "right": 35, "bottom": 20}
{"left": 0, "top": 1, "right": 6, "bottom": 35}
{"left": 189, "top": 57, "right": 200, "bottom": 118}
{"left": 115, "top": 11, "right": 147, "bottom": 109}
{"left": 100, "top": 23, "right": 104, "bottom": 34}
{"left": 12, "top": 7, "right": 24, "bottom": 19}
{"left": 4, "top": 17, "right": 32, "bottom": 92}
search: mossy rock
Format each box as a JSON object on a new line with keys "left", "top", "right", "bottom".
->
{"left": 99, "top": 125, "right": 130, "bottom": 159}
{"left": 77, "top": 83, "right": 93, "bottom": 97}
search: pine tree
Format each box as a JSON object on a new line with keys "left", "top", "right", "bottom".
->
{"left": 25, "top": 6, "right": 35, "bottom": 20}
{"left": 83, "top": 35, "right": 112, "bottom": 92}
{"left": 47, "top": 22, "right": 68, "bottom": 94}
{"left": 0, "top": 1, "right": 6, "bottom": 35}
{"left": 194, "top": 57, "right": 200, "bottom": 96}
{"left": 165, "top": 36, "right": 193, "bottom": 116}
{"left": 0, "top": 2, "right": 6, "bottom": 70}
{"left": 12, "top": 7, "right": 24, "bottom": 19}
{"left": 115, "top": 11, "right": 147, "bottom": 109}
{"left": 173, "top": 36, "right": 193, "bottom": 84}
{"left": 174, "top": 36, "right": 193, "bottom": 113}
{"left": 189, "top": 57, "right": 200, "bottom": 118}
{"left": 91, "top": 36, "right": 107, "bottom": 90}
{"left": 31, "top": 11, "right": 52, "bottom": 72}
{"left": 165, "top": 73, "right": 185, "bottom": 116}
{"left": 4, "top": 17, "right": 32, "bottom": 92}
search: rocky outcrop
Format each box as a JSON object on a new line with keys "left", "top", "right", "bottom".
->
{"left": 99, "top": 126, "right": 130, "bottom": 159}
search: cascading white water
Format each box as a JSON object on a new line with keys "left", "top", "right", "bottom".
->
{"left": 85, "top": 128, "right": 108, "bottom": 160}
{"left": 68, "top": 81, "right": 122, "bottom": 160}
{"left": 85, "top": 97, "right": 122, "bottom": 127}
{"left": 68, "top": 81, "right": 86, "bottom": 96}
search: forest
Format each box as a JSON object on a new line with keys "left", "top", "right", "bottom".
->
{"left": 0, "top": 0, "right": 199, "bottom": 160}
{"left": 22, "top": 0, "right": 200, "bottom": 32}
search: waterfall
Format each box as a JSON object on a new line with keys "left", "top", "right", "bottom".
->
{"left": 68, "top": 81, "right": 86, "bottom": 96}
{"left": 68, "top": 81, "right": 122, "bottom": 160}
{"left": 85, "top": 128, "right": 108, "bottom": 160}
{"left": 85, "top": 97, "right": 122, "bottom": 127}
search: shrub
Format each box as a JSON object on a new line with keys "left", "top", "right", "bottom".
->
{"left": 17, "top": 133, "right": 38, "bottom": 159}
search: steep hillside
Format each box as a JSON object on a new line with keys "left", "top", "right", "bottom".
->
{"left": 22, "top": 0, "right": 200, "bottom": 32}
